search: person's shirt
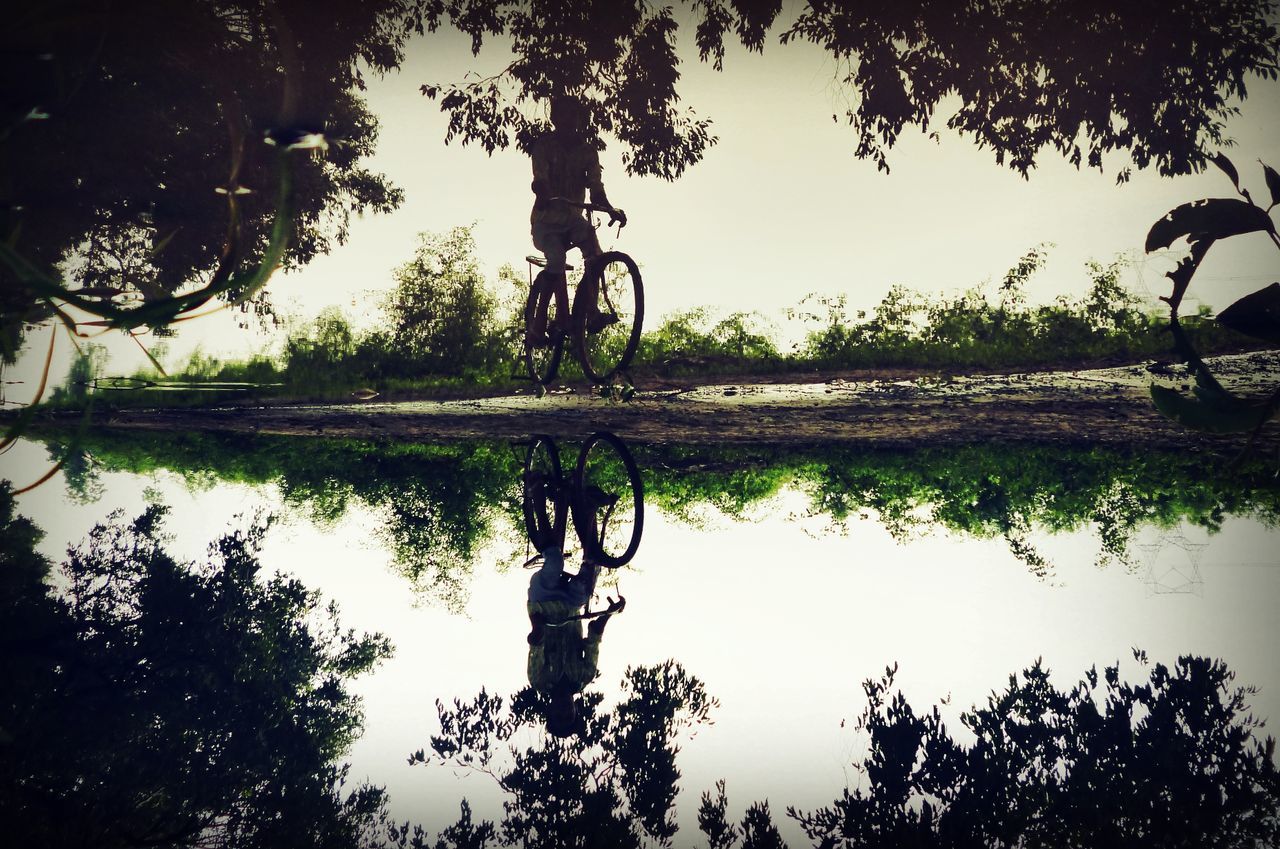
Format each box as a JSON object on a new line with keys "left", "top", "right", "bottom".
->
{"left": 529, "top": 131, "right": 610, "bottom": 227}
{"left": 526, "top": 598, "right": 602, "bottom": 694}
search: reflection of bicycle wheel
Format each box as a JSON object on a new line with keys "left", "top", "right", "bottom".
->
{"left": 523, "top": 270, "right": 564, "bottom": 385}
{"left": 572, "top": 432, "right": 643, "bottom": 568}
{"left": 574, "top": 251, "right": 643, "bottom": 383}
{"left": 521, "top": 436, "right": 562, "bottom": 551}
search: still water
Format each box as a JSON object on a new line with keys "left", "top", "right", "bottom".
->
{"left": 6, "top": 432, "right": 1280, "bottom": 846}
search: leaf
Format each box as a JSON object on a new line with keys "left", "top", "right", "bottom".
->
{"left": 1211, "top": 153, "right": 1239, "bottom": 189}
{"left": 1216, "top": 282, "right": 1280, "bottom": 343}
{"left": 1150, "top": 385, "right": 1274, "bottom": 434}
{"left": 1145, "top": 198, "right": 1274, "bottom": 253}
{"left": 1263, "top": 161, "right": 1280, "bottom": 208}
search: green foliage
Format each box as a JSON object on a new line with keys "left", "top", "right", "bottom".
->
{"left": 47, "top": 344, "right": 108, "bottom": 404}
{"left": 637, "top": 308, "right": 783, "bottom": 374}
{"left": 786, "top": 654, "right": 1280, "bottom": 848}
{"left": 790, "top": 247, "right": 1225, "bottom": 371}
{"left": 381, "top": 226, "right": 513, "bottom": 377}
{"left": 46, "top": 431, "right": 520, "bottom": 611}
{"left": 0, "top": 491, "right": 403, "bottom": 848}
{"left": 41, "top": 431, "right": 1280, "bottom": 592}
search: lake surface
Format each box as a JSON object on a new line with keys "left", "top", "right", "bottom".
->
{"left": 5, "top": 431, "right": 1279, "bottom": 846}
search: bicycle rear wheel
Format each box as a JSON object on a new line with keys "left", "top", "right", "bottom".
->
{"left": 574, "top": 251, "right": 643, "bottom": 383}
{"left": 523, "top": 270, "right": 564, "bottom": 385}
{"left": 572, "top": 432, "right": 643, "bottom": 568}
{"left": 521, "top": 436, "right": 563, "bottom": 551}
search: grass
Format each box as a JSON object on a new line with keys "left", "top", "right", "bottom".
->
{"left": 34, "top": 245, "right": 1273, "bottom": 410}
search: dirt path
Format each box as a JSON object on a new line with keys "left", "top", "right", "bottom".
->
{"left": 39, "top": 351, "right": 1278, "bottom": 449}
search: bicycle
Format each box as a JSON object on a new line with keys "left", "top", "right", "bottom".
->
{"left": 519, "top": 432, "right": 644, "bottom": 569}
{"left": 523, "top": 208, "right": 644, "bottom": 386}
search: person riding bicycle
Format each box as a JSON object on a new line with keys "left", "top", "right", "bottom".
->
{"left": 527, "top": 94, "right": 627, "bottom": 347}
{"left": 524, "top": 467, "right": 625, "bottom": 738}
{"left": 526, "top": 547, "right": 626, "bottom": 738}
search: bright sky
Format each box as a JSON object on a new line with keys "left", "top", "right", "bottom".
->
{"left": 9, "top": 26, "right": 1280, "bottom": 388}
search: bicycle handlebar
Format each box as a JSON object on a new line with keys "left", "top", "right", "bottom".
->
{"left": 548, "top": 197, "right": 626, "bottom": 229}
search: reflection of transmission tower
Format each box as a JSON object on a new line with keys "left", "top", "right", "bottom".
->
{"left": 1138, "top": 532, "right": 1208, "bottom": 596}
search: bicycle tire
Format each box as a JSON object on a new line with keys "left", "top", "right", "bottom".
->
{"left": 573, "top": 251, "right": 643, "bottom": 383}
{"left": 521, "top": 436, "right": 563, "bottom": 551}
{"left": 523, "top": 270, "right": 565, "bottom": 385}
{"left": 571, "top": 431, "right": 644, "bottom": 568}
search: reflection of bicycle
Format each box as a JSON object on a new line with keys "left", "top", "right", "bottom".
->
{"left": 523, "top": 213, "right": 644, "bottom": 386}
{"left": 520, "top": 432, "right": 644, "bottom": 568}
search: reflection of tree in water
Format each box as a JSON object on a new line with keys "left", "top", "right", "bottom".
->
{"left": 2, "top": 0, "right": 412, "bottom": 355}
{"left": 647, "top": 443, "right": 1280, "bottom": 577}
{"left": 54, "top": 431, "right": 1280, "bottom": 592}
{"left": 780, "top": 653, "right": 1280, "bottom": 849}
{"left": 50, "top": 432, "right": 520, "bottom": 611}
{"left": 419, "top": 651, "right": 1278, "bottom": 848}
{"left": 416, "top": 661, "right": 717, "bottom": 848}
{"left": 0, "top": 488, "right": 403, "bottom": 848}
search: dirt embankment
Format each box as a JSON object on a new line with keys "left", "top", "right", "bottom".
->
{"left": 25, "top": 352, "right": 1280, "bottom": 450}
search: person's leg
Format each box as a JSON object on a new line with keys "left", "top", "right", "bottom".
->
{"left": 528, "top": 546, "right": 567, "bottom": 602}
{"left": 569, "top": 218, "right": 615, "bottom": 331}
{"left": 530, "top": 227, "right": 571, "bottom": 344}
{"left": 563, "top": 559, "right": 600, "bottom": 608}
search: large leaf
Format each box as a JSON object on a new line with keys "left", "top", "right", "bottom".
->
{"left": 1264, "top": 162, "right": 1280, "bottom": 208}
{"left": 1210, "top": 153, "right": 1239, "bottom": 190}
{"left": 1216, "top": 282, "right": 1280, "bottom": 343}
{"left": 1145, "top": 198, "right": 1274, "bottom": 252}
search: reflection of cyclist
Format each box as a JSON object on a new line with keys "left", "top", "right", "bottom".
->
{"left": 527, "top": 94, "right": 627, "bottom": 347}
{"left": 526, "top": 549, "right": 626, "bottom": 738}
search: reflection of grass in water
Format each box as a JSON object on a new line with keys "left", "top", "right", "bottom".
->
{"left": 44, "top": 431, "right": 1280, "bottom": 596}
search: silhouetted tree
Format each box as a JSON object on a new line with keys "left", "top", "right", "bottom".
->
{"left": 1, "top": 0, "right": 422, "bottom": 358}
{"left": 424, "top": 1, "right": 1280, "bottom": 181}
{"left": 784, "top": 653, "right": 1280, "bottom": 848}
{"left": 0, "top": 489, "right": 403, "bottom": 848}
{"left": 416, "top": 660, "right": 718, "bottom": 848}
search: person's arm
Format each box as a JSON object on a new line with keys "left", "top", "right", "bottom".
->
{"left": 530, "top": 139, "right": 553, "bottom": 209}
{"left": 586, "top": 595, "right": 625, "bottom": 639}
{"left": 583, "top": 146, "right": 627, "bottom": 227}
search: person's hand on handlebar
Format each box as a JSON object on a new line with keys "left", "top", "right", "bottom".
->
{"left": 605, "top": 594, "right": 626, "bottom": 614}
{"left": 607, "top": 207, "right": 627, "bottom": 228}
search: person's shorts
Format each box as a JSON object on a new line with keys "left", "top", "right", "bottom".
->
{"left": 532, "top": 214, "right": 599, "bottom": 261}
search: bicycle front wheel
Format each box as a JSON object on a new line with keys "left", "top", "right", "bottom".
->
{"left": 574, "top": 251, "right": 643, "bottom": 383}
{"left": 572, "top": 432, "right": 643, "bottom": 568}
{"left": 523, "top": 270, "right": 564, "bottom": 385}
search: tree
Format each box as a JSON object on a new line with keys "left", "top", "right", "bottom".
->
{"left": 0, "top": 492, "right": 404, "bottom": 848}
{"left": 423, "top": 1, "right": 1280, "bottom": 180}
{"left": 0, "top": 0, "right": 424, "bottom": 360}
{"left": 787, "top": 653, "right": 1280, "bottom": 848}
{"left": 382, "top": 226, "right": 511, "bottom": 376}
{"left": 417, "top": 660, "right": 719, "bottom": 848}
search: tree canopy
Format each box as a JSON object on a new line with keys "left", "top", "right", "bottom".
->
{"left": 0, "top": 0, "right": 421, "bottom": 359}
{"left": 422, "top": 0, "right": 1280, "bottom": 180}
{"left": 0, "top": 490, "right": 400, "bottom": 848}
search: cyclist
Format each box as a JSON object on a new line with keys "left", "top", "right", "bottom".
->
{"left": 526, "top": 546, "right": 626, "bottom": 738}
{"left": 527, "top": 94, "right": 627, "bottom": 347}
{"left": 523, "top": 468, "right": 625, "bottom": 738}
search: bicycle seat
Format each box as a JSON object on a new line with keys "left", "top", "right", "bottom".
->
{"left": 526, "top": 255, "right": 574, "bottom": 271}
